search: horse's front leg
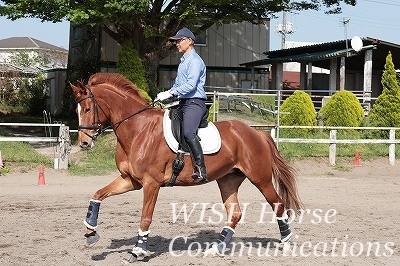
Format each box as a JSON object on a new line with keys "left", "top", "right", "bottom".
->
{"left": 123, "top": 181, "right": 160, "bottom": 263}
{"left": 84, "top": 175, "right": 142, "bottom": 246}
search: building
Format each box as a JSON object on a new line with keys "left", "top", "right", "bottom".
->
{"left": 159, "top": 23, "right": 270, "bottom": 92}
{"left": 0, "top": 37, "right": 68, "bottom": 69}
{"left": 68, "top": 22, "right": 271, "bottom": 93}
{"left": 0, "top": 37, "right": 68, "bottom": 115}
{"left": 241, "top": 37, "right": 400, "bottom": 110}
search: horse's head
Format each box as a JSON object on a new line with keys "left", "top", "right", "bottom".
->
{"left": 70, "top": 80, "right": 104, "bottom": 149}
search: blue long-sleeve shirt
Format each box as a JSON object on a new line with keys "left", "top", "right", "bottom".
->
{"left": 169, "top": 49, "right": 207, "bottom": 99}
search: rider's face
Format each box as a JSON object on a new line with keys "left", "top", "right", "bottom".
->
{"left": 175, "top": 37, "right": 192, "bottom": 54}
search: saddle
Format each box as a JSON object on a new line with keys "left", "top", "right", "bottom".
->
{"left": 162, "top": 109, "right": 221, "bottom": 155}
{"left": 162, "top": 107, "right": 221, "bottom": 186}
{"left": 169, "top": 107, "right": 208, "bottom": 152}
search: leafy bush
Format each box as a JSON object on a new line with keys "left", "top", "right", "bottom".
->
{"left": 319, "top": 90, "right": 364, "bottom": 127}
{"left": 18, "top": 78, "right": 48, "bottom": 115}
{"left": 3, "top": 74, "right": 48, "bottom": 115}
{"left": 207, "top": 100, "right": 218, "bottom": 122}
{"left": 280, "top": 90, "right": 317, "bottom": 126}
{"left": 117, "top": 42, "right": 151, "bottom": 102}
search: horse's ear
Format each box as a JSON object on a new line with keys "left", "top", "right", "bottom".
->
{"left": 70, "top": 80, "right": 89, "bottom": 99}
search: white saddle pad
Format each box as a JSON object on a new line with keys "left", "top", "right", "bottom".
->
{"left": 163, "top": 109, "right": 221, "bottom": 154}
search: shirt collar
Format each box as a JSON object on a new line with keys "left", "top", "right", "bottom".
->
{"left": 181, "top": 49, "right": 196, "bottom": 62}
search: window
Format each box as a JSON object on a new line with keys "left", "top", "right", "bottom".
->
{"left": 194, "top": 28, "right": 207, "bottom": 46}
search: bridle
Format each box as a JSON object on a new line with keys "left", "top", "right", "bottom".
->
{"left": 76, "top": 86, "right": 153, "bottom": 141}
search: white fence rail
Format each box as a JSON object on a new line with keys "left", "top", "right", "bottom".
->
{"left": 0, "top": 123, "right": 70, "bottom": 169}
{"left": 251, "top": 125, "right": 399, "bottom": 166}
{"left": 1, "top": 117, "right": 399, "bottom": 169}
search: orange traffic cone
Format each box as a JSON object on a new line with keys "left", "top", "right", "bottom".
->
{"left": 38, "top": 165, "right": 46, "bottom": 185}
{"left": 353, "top": 151, "right": 361, "bottom": 167}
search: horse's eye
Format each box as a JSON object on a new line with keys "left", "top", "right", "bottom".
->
{"left": 85, "top": 107, "right": 91, "bottom": 113}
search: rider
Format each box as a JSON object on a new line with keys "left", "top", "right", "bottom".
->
{"left": 155, "top": 27, "right": 208, "bottom": 183}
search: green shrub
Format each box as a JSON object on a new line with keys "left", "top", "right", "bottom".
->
{"left": 1, "top": 73, "right": 47, "bottom": 115}
{"left": 117, "top": 42, "right": 151, "bottom": 102}
{"left": 319, "top": 90, "right": 364, "bottom": 127}
{"left": 18, "top": 77, "right": 48, "bottom": 115}
{"left": 207, "top": 100, "right": 219, "bottom": 122}
{"left": 280, "top": 90, "right": 317, "bottom": 126}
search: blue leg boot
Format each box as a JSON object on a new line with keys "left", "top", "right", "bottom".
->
{"left": 83, "top": 199, "right": 101, "bottom": 246}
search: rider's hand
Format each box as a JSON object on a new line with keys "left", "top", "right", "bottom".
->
{"left": 155, "top": 91, "right": 173, "bottom": 102}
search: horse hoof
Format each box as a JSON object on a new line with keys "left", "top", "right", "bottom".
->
{"left": 281, "top": 242, "right": 292, "bottom": 256}
{"left": 203, "top": 244, "right": 223, "bottom": 257}
{"left": 84, "top": 231, "right": 100, "bottom": 246}
{"left": 122, "top": 247, "right": 153, "bottom": 263}
{"left": 122, "top": 252, "right": 138, "bottom": 263}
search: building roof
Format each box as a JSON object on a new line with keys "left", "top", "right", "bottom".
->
{"left": 0, "top": 63, "right": 38, "bottom": 74}
{"left": 0, "top": 37, "right": 68, "bottom": 52}
{"left": 240, "top": 37, "right": 400, "bottom": 71}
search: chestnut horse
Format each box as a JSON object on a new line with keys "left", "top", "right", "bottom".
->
{"left": 71, "top": 73, "right": 302, "bottom": 263}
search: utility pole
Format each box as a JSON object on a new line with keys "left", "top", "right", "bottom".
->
{"left": 276, "top": 10, "right": 295, "bottom": 49}
{"left": 342, "top": 18, "right": 351, "bottom": 56}
{"left": 340, "top": 18, "right": 350, "bottom": 91}
{"left": 281, "top": 10, "right": 287, "bottom": 49}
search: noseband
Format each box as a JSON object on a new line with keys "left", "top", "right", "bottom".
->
{"left": 76, "top": 86, "right": 154, "bottom": 141}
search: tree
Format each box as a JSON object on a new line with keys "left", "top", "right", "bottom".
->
{"left": 369, "top": 52, "right": 400, "bottom": 130}
{"left": 117, "top": 42, "right": 151, "bottom": 102}
{"left": 0, "top": 0, "right": 356, "bottom": 99}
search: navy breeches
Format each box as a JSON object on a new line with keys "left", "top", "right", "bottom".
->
{"left": 178, "top": 98, "right": 207, "bottom": 141}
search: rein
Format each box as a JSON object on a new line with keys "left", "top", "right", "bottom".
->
{"left": 76, "top": 86, "right": 154, "bottom": 140}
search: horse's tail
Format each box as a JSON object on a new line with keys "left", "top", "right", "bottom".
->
{"left": 261, "top": 131, "right": 304, "bottom": 215}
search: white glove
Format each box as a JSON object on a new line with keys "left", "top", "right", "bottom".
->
{"left": 155, "top": 91, "right": 173, "bottom": 102}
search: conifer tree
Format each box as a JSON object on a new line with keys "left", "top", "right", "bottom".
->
{"left": 369, "top": 52, "right": 400, "bottom": 130}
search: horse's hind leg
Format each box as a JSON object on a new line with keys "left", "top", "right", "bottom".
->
{"left": 204, "top": 173, "right": 245, "bottom": 256}
{"left": 84, "top": 175, "right": 142, "bottom": 245}
{"left": 251, "top": 177, "right": 293, "bottom": 243}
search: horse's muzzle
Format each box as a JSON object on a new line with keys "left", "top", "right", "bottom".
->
{"left": 80, "top": 141, "right": 95, "bottom": 149}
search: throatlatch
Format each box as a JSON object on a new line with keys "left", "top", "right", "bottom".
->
{"left": 277, "top": 216, "right": 292, "bottom": 242}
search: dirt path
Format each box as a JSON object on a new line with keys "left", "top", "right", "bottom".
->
{"left": 0, "top": 157, "right": 399, "bottom": 265}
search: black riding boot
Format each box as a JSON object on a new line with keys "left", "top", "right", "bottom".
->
{"left": 186, "top": 137, "right": 208, "bottom": 183}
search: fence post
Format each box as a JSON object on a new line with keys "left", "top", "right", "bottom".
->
{"left": 329, "top": 130, "right": 336, "bottom": 166}
{"left": 58, "top": 124, "right": 71, "bottom": 169}
{"left": 270, "top": 128, "right": 276, "bottom": 140}
{"left": 389, "top": 129, "right": 395, "bottom": 166}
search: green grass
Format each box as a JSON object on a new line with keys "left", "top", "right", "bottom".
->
{"left": 218, "top": 95, "right": 276, "bottom": 124}
{"left": 0, "top": 112, "right": 77, "bottom": 175}
{"left": 0, "top": 141, "right": 53, "bottom": 174}
{"left": 68, "top": 132, "right": 118, "bottom": 176}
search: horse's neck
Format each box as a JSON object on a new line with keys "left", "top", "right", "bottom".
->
{"left": 97, "top": 89, "right": 161, "bottom": 141}
{"left": 98, "top": 89, "right": 149, "bottom": 125}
